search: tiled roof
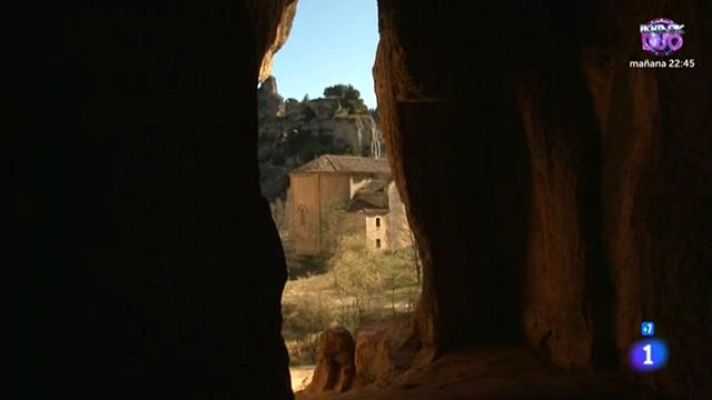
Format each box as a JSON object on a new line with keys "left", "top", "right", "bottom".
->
{"left": 347, "top": 179, "right": 390, "bottom": 212}
{"left": 292, "top": 155, "right": 390, "bottom": 175}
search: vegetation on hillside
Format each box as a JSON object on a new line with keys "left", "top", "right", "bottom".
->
{"left": 282, "top": 235, "right": 421, "bottom": 365}
{"left": 323, "top": 84, "right": 369, "bottom": 114}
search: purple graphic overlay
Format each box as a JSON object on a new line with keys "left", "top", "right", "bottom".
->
{"left": 640, "top": 18, "right": 685, "bottom": 56}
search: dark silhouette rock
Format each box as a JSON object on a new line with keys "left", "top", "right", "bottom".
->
{"left": 17, "top": 1, "right": 298, "bottom": 399}
{"left": 375, "top": 0, "right": 711, "bottom": 397}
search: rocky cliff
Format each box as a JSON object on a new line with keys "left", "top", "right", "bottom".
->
{"left": 376, "top": 0, "right": 711, "bottom": 397}
{"left": 258, "top": 76, "right": 384, "bottom": 200}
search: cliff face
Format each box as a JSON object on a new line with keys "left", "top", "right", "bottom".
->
{"left": 376, "top": 0, "right": 711, "bottom": 396}
{"left": 258, "top": 76, "right": 384, "bottom": 200}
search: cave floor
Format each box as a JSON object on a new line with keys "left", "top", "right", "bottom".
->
{"left": 296, "top": 347, "right": 662, "bottom": 400}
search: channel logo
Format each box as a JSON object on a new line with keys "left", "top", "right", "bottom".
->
{"left": 629, "top": 320, "right": 670, "bottom": 373}
{"left": 640, "top": 18, "right": 685, "bottom": 57}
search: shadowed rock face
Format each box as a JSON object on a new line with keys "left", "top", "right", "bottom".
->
{"left": 17, "top": 0, "right": 709, "bottom": 399}
{"left": 375, "top": 1, "right": 531, "bottom": 352}
{"left": 376, "top": 0, "right": 710, "bottom": 397}
{"left": 19, "top": 2, "right": 296, "bottom": 399}
{"left": 249, "top": 0, "right": 299, "bottom": 82}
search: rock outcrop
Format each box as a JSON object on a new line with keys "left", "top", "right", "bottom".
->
{"left": 249, "top": 0, "right": 299, "bottom": 82}
{"left": 258, "top": 76, "right": 384, "bottom": 200}
{"left": 353, "top": 321, "right": 422, "bottom": 387}
{"left": 300, "top": 327, "right": 356, "bottom": 395}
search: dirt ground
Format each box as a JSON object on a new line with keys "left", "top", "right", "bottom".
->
{"left": 295, "top": 347, "right": 662, "bottom": 400}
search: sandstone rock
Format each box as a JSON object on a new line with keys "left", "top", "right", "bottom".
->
{"left": 301, "top": 327, "right": 356, "bottom": 394}
{"left": 376, "top": 0, "right": 711, "bottom": 397}
{"left": 249, "top": 0, "right": 298, "bottom": 82}
{"left": 354, "top": 321, "right": 422, "bottom": 387}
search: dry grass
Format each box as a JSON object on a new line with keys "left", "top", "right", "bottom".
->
{"left": 282, "top": 235, "right": 421, "bottom": 365}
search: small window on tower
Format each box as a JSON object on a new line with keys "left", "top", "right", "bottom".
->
{"left": 375, "top": 217, "right": 381, "bottom": 228}
{"left": 299, "top": 207, "right": 306, "bottom": 226}
{"left": 376, "top": 239, "right": 381, "bottom": 249}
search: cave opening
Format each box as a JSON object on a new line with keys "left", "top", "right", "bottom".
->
{"left": 27, "top": 1, "right": 710, "bottom": 399}
{"left": 255, "top": 0, "right": 423, "bottom": 394}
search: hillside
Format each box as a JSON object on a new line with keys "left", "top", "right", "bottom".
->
{"left": 258, "top": 77, "right": 384, "bottom": 201}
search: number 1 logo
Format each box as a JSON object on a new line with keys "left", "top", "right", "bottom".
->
{"left": 630, "top": 339, "right": 669, "bottom": 372}
{"left": 643, "top": 344, "right": 654, "bottom": 365}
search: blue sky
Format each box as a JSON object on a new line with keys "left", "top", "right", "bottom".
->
{"left": 271, "top": 0, "right": 380, "bottom": 109}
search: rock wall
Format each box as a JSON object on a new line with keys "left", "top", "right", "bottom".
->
{"left": 375, "top": 0, "right": 710, "bottom": 397}
{"left": 17, "top": 1, "right": 298, "bottom": 399}
{"left": 386, "top": 181, "right": 414, "bottom": 251}
{"left": 249, "top": 0, "right": 298, "bottom": 82}
{"left": 588, "top": 2, "right": 712, "bottom": 393}
{"left": 376, "top": 0, "right": 529, "bottom": 351}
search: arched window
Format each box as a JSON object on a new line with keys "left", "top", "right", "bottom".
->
{"left": 298, "top": 206, "right": 307, "bottom": 226}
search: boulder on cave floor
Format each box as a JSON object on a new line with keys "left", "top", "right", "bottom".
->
{"left": 353, "top": 320, "right": 423, "bottom": 388}
{"left": 298, "top": 327, "right": 356, "bottom": 396}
